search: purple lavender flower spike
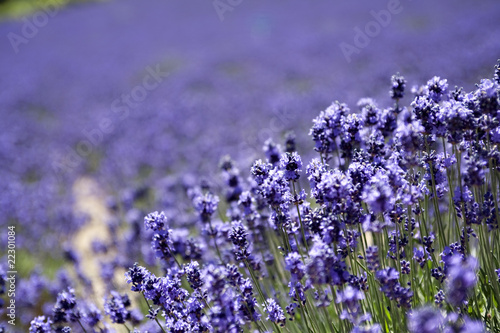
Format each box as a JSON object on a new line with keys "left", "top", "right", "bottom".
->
{"left": 408, "top": 306, "right": 443, "bottom": 333}
{"left": 279, "top": 152, "right": 303, "bottom": 181}
{"left": 264, "top": 298, "right": 286, "bottom": 327}
{"left": 285, "top": 252, "right": 305, "bottom": 283}
{"left": 445, "top": 255, "right": 478, "bottom": 307}
{"left": 29, "top": 316, "right": 53, "bottom": 333}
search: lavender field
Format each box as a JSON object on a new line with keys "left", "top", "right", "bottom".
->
{"left": 1, "top": 0, "right": 500, "bottom": 332}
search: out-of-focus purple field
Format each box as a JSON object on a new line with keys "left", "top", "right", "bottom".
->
{"left": 1, "top": 0, "right": 500, "bottom": 331}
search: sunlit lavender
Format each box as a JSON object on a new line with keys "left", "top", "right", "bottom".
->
{"left": 1, "top": 0, "right": 500, "bottom": 332}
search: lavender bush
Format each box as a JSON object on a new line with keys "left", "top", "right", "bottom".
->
{"left": 2, "top": 1, "right": 500, "bottom": 332}
{"left": 5, "top": 61, "right": 498, "bottom": 332}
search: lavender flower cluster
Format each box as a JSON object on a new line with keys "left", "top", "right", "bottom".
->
{"left": 3, "top": 60, "right": 499, "bottom": 333}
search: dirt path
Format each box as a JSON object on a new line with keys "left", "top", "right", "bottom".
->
{"left": 73, "top": 177, "right": 111, "bottom": 308}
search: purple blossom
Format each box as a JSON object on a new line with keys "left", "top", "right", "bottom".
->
{"left": 263, "top": 139, "right": 282, "bottom": 166}
{"left": 237, "top": 191, "right": 255, "bottom": 216}
{"left": 426, "top": 76, "right": 449, "bottom": 102}
{"left": 365, "top": 246, "right": 379, "bottom": 272}
{"left": 310, "top": 101, "right": 349, "bottom": 157}
{"left": 258, "top": 168, "right": 292, "bottom": 211}
{"left": 104, "top": 291, "right": 131, "bottom": 324}
{"left": 445, "top": 255, "right": 478, "bottom": 307}
{"left": 439, "top": 100, "right": 474, "bottom": 144}
{"left": 285, "top": 252, "right": 305, "bottom": 283}
{"left": 475, "top": 79, "right": 499, "bottom": 115}
{"left": 29, "top": 316, "right": 53, "bottom": 333}
{"left": 340, "top": 113, "right": 364, "bottom": 158}
{"left": 193, "top": 192, "right": 220, "bottom": 223}
{"left": 228, "top": 221, "right": 251, "bottom": 261}
{"left": 250, "top": 159, "right": 273, "bottom": 186}
{"left": 82, "top": 302, "right": 102, "bottom": 328}
{"left": 362, "top": 170, "right": 394, "bottom": 214}
{"left": 413, "top": 247, "right": 428, "bottom": 268}
{"left": 264, "top": 298, "right": 286, "bottom": 327}
{"left": 359, "top": 98, "right": 380, "bottom": 127}
{"left": 390, "top": 73, "right": 406, "bottom": 100}
{"left": 336, "top": 285, "right": 364, "bottom": 321}
{"left": 279, "top": 152, "right": 303, "bottom": 181}
{"left": 185, "top": 261, "right": 203, "bottom": 290}
{"left": 144, "top": 211, "right": 167, "bottom": 232}
{"left": 307, "top": 237, "right": 350, "bottom": 286}
{"left": 125, "top": 263, "right": 150, "bottom": 292}
{"left": 408, "top": 306, "right": 444, "bottom": 333}
{"left": 306, "top": 158, "right": 329, "bottom": 198}
{"left": 52, "top": 287, "right": 78, "bottom": 324}
{"left": 314, "top": 168, "right": 352, "bottom": 206}
{"left": 376, "top": 268, "right": 413, "bottom": 308}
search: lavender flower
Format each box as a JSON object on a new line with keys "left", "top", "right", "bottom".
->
{"left": 285, "top": 252, "right": 305, "bottom": 283}
{"left": 144, "top": 211, "right": 167, "bottom": 232}
{"left": 439, "top": 100, "right": 474, "bottom": 144}
{"left": 336, "top": 285, "right": 364, "bottom": 323}
{"left": 228, "top": 221, "right": 251, "bottom": 261}
{"left": 193, "top": 192, "right": 220, "bottom": 223}
{"left": 307, "top": 237, "right": 350, "bottom": 286}
{"left": 125, "top": 263, "right": 150, "bottom": 292}
{"left": 362, "top": 170, "right": 394, "bottom": 214}
{"left": 314, "top": 168, "right": 352, "bottom": 206}
{"left": 365, "top": 246, "right": 380, "bottom": 272}
{"left": 29, "top": 316, "right": 53, "bottom": 333}
{"left": 82, "top": 302, "right": 102, "bottom": 328}
{"left": 445, "top": 255, "right": 478, "bottom": 307}
{"left": 184, "top": 261, "right": 204, "bottom": 290}
{"left": 426, "top": 76, "right": 449, "bottom": 102}
{"left": 264, "top": 298, "right": 286, "bottom": 327}
{"left": 263, "top": 139, "right": 282, "bottom": 166}
{"left": 359, "top": 98, "right": 380, "bottom": 127}
{"left": 52, "top": 287, "right": 78, "bottom": 324}
{"left": 408, "top": 306, "right": 443, "bottom": 333}
{"left": 104, "top": 291, "right": 131, "bottom": 324}
{"left": 310, "top": 101, "right": 348, "bottom": 157}
{"left": 390, "top": 73, "right": 406, "bottom": 101}
{"left": 475, "top": 79, "right": 499, "bottom": 115}
{"left": 376, "top": 268, "right": 413, "bottom": 308}
{"left": 279, "top": 152, "right": 303, "bottom": 181}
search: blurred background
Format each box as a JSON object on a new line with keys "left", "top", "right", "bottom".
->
{"left": 0, "top": 0, "right": 499, "bottom": 329}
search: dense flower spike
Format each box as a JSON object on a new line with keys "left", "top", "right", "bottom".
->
{"left": 52, "top": 287, "right": 78, "bottom": 324}
{"left": 310, "top": 101, "right": 349, "bottom": 159}
{"left": 264, "top": 298, "right": 287, "bottom": 327}
{"left": 184, "top": 261, "right": 204, "bottom": 290}
{"left": 193, "top": 193, "right": 220, "bottom": 223}
{"left": 285, "top": 252, "right": 306, "bottom": 283}
{"left": 445, "top": 255, "right": 478, "bottom": 307}
{"left": 390, "top": 73, "right": 406, "bottom": 101}
{"left": 279, "top": 152, "right": 303, "bottom": 181}
{"left": 29, "top": 316, "right": 53, "bottom": 333}
{"left": 144, "top": 211, "right": 168, "bottom": 232}
{"left": 104, "top": 291, "right": 131, "bottom": 324}
{"left": 426, "top": 76, "right": 449, "bottom": 102}
{"left": 408, "top": 307, "right": 443, "bottom": 333}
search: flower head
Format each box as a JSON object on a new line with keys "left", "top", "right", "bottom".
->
{"left": 408, "top": 306, "right": 443, "bottom": 333}
{"left": 29, "top": 316, "right": 53, "bottom": 333}
{"left": 279, "top": 152, "right": 303, "bottom": 181}
{"left": 264, "top": 298, "right": 286, "bottom": 327}
{"left": 390, "top": 73, "right": 406, "bottom": 100}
